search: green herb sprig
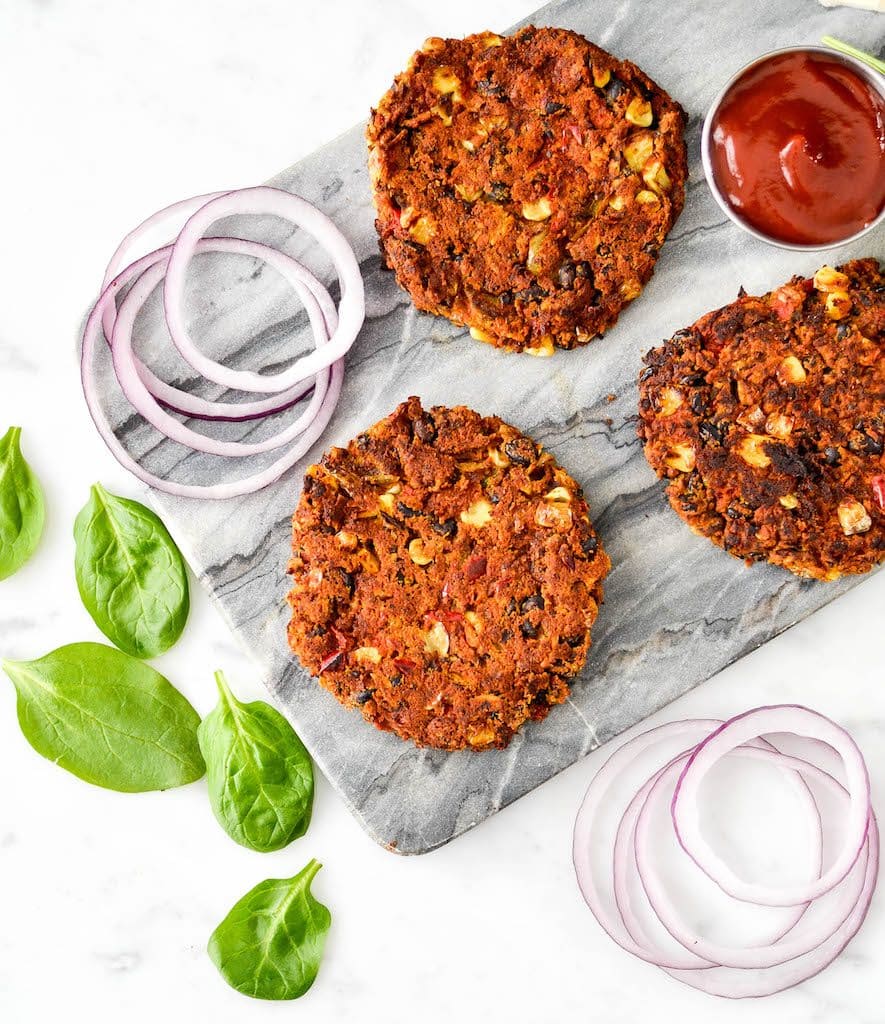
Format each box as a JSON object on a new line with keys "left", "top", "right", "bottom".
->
{"left": 821, "top": 36, "right": 885, "bottom": 75}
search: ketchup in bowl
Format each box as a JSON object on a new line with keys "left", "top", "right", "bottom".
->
{"left": 707, "top": 50, "right": 885, "bottom": 246}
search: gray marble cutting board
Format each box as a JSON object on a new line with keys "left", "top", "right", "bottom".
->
{"left": 96, "top": 0, "right": 884, "bottom": 853}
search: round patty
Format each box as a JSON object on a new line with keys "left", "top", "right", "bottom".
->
{"left": 286, "top": 397, "right": 610, "bottom": 750}
{"left": 638, "top": 258, "right": 884, "bottom": 580}
{"left": 366, "top": 26, "right": 687, "bottom": 354}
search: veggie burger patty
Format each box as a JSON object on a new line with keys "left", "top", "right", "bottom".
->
{"left": 638, "top": 259, "right": 884, "bottom": 580}
{"left": 366, "top": 26, "right": 687, "bottom": 354}
{"left": 287, "top": 397, "right": 610, "bottom": 750}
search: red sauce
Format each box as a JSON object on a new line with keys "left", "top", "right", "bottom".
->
{"left": 710, "top": 52, "right": 885, "bottom": 245}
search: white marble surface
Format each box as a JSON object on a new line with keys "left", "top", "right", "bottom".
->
{"left": 1, "top": 1, "right": 883, "bottom": 1021}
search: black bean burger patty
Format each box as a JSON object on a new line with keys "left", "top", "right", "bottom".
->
{"left": 638, "top": 259, "right": 884, "bottom": 580}
{"left": 367, "top": 26, "right": 687, "bottom": 354}
{"left": 287, "top": 397, "right": 610, "bottom": 750}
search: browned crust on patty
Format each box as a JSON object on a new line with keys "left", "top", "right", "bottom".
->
{"left": 286, "top": 397, "right": 611, "bottom": 750}
{"left": 638, "top": 259, "right": 885, "bottom": 580}
{"left": 366, "top": 26, "right": 687, "bottom": 354}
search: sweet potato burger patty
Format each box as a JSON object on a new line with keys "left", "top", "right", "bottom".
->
{"left": 366, "top": 26, "right": 687, "bottom": 354}
{"left": 286, "top": 397, "right": 610, "bottom": 750}
{"left": 638, "top": 259, "right": 884, "bottom": 580}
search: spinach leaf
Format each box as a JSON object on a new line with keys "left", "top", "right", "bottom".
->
{"left": 208, "top": 859, "right": 331, "bottom": 1001}
{"left": 2, "top": 642, "right": 205, "bottom": 791}
{"left": 74, "top": 483, "right": 189, "bottom": 659}
{"left": 198, "top": 671, "right": 313, "bottom": 852}
{"left": 0, "top": 427, "right": 45, "bottom": 581}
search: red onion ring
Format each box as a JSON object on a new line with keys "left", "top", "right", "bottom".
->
{"left": 163, "top": 186, "right": 364, "bottom": 392}
{"left": 672, "top": 705, "right": 871, "bottom": 906}
{"left": 574, "top": 721, "right": 818, "bottom": 971}
{"left": 666, "top": 818, "right": 878, "bottom": 999}
{"left": 81, "top": 241, "right": 343, "bottom": 500}
{"left": 634, "top": 750, "right": 867, "bottom": 969}
{"left": 100, "top": 191, "right": 227, "bottom": 333}
{"left": 109, "top": 243, "right": 332, "bottom": 457}
{"left": 573, "top": 707, "right": 878, "bottom": 998}
{"left": 99, "top": 192, "right": 317, "bottom": 423}
{"left": 613, "top": 747, "right": 821, "bottom": 969}
{"left": 81, "top": 187, "right": 365, "bottom": 497}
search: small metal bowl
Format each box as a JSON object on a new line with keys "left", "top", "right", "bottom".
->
{"left": 701, "top": 45, "right": 885, "bottom": 251}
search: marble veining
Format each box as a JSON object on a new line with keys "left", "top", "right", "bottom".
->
{"left": 94, "top": 0, "right": 885, "bottom": 854}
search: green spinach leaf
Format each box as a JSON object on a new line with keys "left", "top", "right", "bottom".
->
{"left": 198, "top": 670, "right": 313, "bottom": 852}
{"left": 74, "top": 483, "right": 189, "bottom": 659}
{"left": 0, "top": 426, "right": 45, "bottom": 581}
{"left": 208, "top": 859, "right": 331, "bottom": 1001}
{"left": 2, "top": 642, "right": 205, "bottom": 791}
